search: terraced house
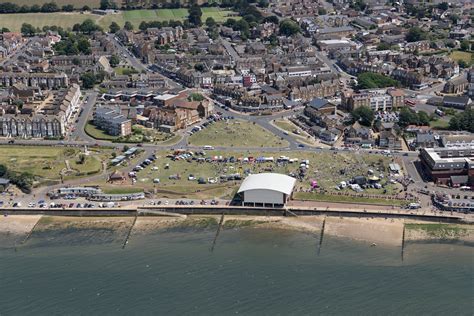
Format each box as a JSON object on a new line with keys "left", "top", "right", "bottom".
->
{"left": 0, "top": 84, "right": 81, "bottom": 138}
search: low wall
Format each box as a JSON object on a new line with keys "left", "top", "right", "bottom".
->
{"left": 0, "top": 206, "right": 470, "bottom": 224}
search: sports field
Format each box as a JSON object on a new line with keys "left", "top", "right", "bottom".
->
{"left": 0, "top": 8, "right": 237, "bottom": 32}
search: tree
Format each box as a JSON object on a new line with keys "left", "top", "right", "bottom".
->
{"left": 21, "top": 23, "right": 36, "bottom": 36}
{"left": 194, "top": 63, "right": 205, "bottom": 72}
{"left": 460, "top": 40, "right": 470, "bottom": 51}
{"left": 458, "top": 60, "right": 468, "bottom": 69}
{"left": 357, "top": 72, "right": 400, "bottom": 89}
{"left": 100, "top": 0, "right": 115, "bottom": 10}
{"left": 205, "top": 17, "right": 216, "bottom": 28}
{"left": 124, "top": 21, "right": 134, "bottom": 31}
{"left": 80, "top": 72, "right": 97, "bottom": 89}
{"left": 77, "top": 37, "right": 91, "bottom": 54}
{"left": 41, "top": 2, "right": 59, "bottom": 12}
{"left": 62, "top": 4, "right": 74, "bottom": 12}
{"left": 139, "top": 21, "right": 148, "bottom": 31}
{"left": 188, "top": 4, "right": 202, "bottom": 26}
{"left": 82, "top": 5, "right": 91, "bottom": 11}
{"left": 398, "top": 107, "right": 420, "bottom": 127}
{"left": 79, "top": 19, "right": 101, "bottom": 34}
{"left": 405, "top": 27, "right": 427, "bottom": 43}
{"left": 109, "top": 54, "right": 120, "bottom": 67}
{"left": 437, "top": 2, "right": 448, "bottom": 10}
{"left": 279, "top": 19, "right": 301, "bottom": 36}
{"left": 376, "top": 42, "right": 390, "bottom": 51}
{"left": 351, "top": 106, "right": 374, "bottom": 127}
{"left": 109, "top": 22, "right": 120, "bottom": 33}
{"left": 448, "top": 109, "right": 474, "bottom": 132}
{"left": 1, "top": 27, "right": 10, "bottom": 33}
{"left": 263, "top": 16, "right": 279, "bottom": 24}
{"left": 318, "top": 7, "right": 327, "bottom": 15}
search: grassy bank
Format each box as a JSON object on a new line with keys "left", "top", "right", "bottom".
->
{"left": 405, "top": 223, "right": 469, "bottom": 239}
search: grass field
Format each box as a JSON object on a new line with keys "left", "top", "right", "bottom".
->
{"left": 0, "top": 8, "right": 237, "bottom": 32}
{"left": 85, "top": 121, "right": 118, "bottom": 141}
{"left": 429, "top": 117, "right": 451, "bottom": 129}
{"left": 273, "top": 119, "right": 317, "bottom": 146}
{"left": 448, "top": 50, "right": 474, "bottom": 66}
{"left": 0, "top": 0, "right": 101, "bottom": 9}
{"left": 97, "top": 149, "right": 403, "bottom": 200}
{"left": 188, "top": 120, "right": 289, "bottom": 148}
{"left": 0, "top": 146, "right": 108, "bottom": 182}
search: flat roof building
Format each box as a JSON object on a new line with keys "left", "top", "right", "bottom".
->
{"left": 420, "top": 147, "right": 474, "bottom": 186}
{"left": 237, "top": 173, "right": 296, "bottom": 207}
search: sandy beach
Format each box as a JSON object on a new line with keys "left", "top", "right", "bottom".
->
{"left": 0, "top": 215, "right": 472, "bottom": 247}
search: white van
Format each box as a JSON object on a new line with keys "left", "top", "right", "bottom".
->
{"left": 203, "top": 145, "right": 215, "bottom": 150}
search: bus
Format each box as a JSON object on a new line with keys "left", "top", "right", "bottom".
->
{"left": 405, "top": 99, "right": 416, "bottom": 106}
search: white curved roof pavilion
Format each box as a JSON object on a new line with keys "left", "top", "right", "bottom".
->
{"left": 238, "top": 173, "right": 297, "bottom": 207}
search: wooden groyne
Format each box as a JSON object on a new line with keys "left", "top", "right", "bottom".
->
{"left": 210, "top": 213, "right": 225, "bottom": 252}
{"left": 122, "top": 214, "right": 138, "bottom": 249}
{"left": 21, "top": 216, "right": 42, "bottom": 245}
{"left": 318, "top": 217, "right": 326, "bottom": 256}
{"left": 401, "top": 224, "right": 406, "bottom": 262}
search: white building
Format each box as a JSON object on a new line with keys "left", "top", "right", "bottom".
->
{"left": 237, "top": 173, "right": 297, "bottom": 207}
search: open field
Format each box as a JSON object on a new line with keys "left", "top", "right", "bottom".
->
{"left": 0, "top": 8, "right": 237, "bottom": 32}
{"left": 448, "top": 50, "right": 474, "bottom": 66}
{"left": 0, "top": 145, "right": 110, "bottom": 183}
{"left": 188, "top": 120, "right": 289, "bottom": 148}
{"left": 98, "top": 149, "right": 404, "bottom": 200}
{"left": 0, "top": 0, "right": 101, "bottom": 8}
{"left": 429, "top": 117, "right": 451, "bottom": 129}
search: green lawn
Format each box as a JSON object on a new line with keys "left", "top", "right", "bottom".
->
{"left": 188, "top": 120, "right": 289, "bottom": 148}
{"left": 0, "top": 8, "right": 237, "bottom": 32}
{"left": 85, "top": 121, "right": 119, "bottom": 141}
{"left": 0, "top": 145, "right": 108, "bottom": 182}
{"left": 429, "top": 117, "right": 451, "bottom": 129}
{"left": 448, "top": 50, "right": 474, "bottom": 66}
{"left": 102, "top": 186, "right": 144, "bottom": 194}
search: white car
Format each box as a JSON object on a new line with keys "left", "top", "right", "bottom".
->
{"left": 28, "top": 202, "right": 36, "bottom": 208}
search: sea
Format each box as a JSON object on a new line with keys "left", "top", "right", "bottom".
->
{"left": 1, "top": 224, "right": 473, "bottom": 315}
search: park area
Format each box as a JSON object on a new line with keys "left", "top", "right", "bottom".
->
{"left": 188, "top": 120, "right": 289, "bottom": 148}
{"left": 0, "top": 146, "right": 110, "bottom": 185}
{"left": 0, "top": 7, "right": 237, "bottom": 32}
{"left": 273, "top": 119, "right": 320, "bottom": 146}
{"left": 98, "top": 148, "right": 406, "bottom": 203}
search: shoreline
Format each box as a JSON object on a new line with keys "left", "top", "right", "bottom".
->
{"left": 1, "top": 214, "right": 473, "bottom": 247}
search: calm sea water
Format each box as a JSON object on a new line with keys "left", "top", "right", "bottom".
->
{"left": 0, "top": 225, "right": 473, "bottom": 315}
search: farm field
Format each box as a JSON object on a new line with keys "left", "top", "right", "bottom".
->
{"left": 0, "top": 146, "right": 109, "bottom": 183}
{"left": 0, "top": 0, "right": 101, "bottom": 9}
{"left": 188, "top": 119, "right": 289, "bottom": 148}
{"left": 98, "top": 149, "right": 404, "bottom": 201}
{"left": 0, "top": 8, "right": 237, "bottom": 32}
